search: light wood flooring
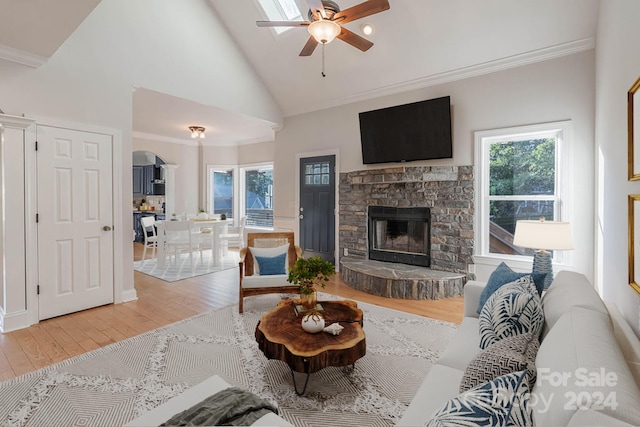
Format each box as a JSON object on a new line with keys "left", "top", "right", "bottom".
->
{"left": 0, "top": 244, "right": 463, "bottom": 382}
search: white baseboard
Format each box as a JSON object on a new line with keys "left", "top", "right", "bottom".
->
{"left": 121, "top": 288, "right": 138, "bottom": 303}
{"left": 0, "top": 308, "right": 31, "bottom": 333}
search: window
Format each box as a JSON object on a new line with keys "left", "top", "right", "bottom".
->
{"left": 242, "top": 164, "right": 273, "bottom": 228}
{"left": 210, "top": 168, "right": 234, "bottom": 219}
{"left": 476, "top": 121, "right": 570, "bottom": 260}
{"left": 255, "top": 0, "right": 303, "bottom": 34}
{"left": 304, "top": 161, "right": 330, "bottom": 185}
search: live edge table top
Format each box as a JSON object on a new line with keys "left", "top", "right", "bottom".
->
{"left": 254, "top": 300, "right": 366, "bottom": 374}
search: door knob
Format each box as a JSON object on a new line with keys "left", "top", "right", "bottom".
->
{"left": 103, "top": 225, "right": 112, "bottom": 231}
{"left": 299, "top": 214, "right": 304, "bottom": 220}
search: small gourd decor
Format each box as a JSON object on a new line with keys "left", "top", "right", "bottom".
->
{"left": 301, "top": 311, "right": 325, "bottom": 334}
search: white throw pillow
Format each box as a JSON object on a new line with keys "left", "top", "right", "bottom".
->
{"left": 249, "top": 243, "right": 289, "bottom": 275}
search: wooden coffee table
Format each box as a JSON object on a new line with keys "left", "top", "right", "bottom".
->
{"left": 255, "top": 299, "right": 366, "bottom": 395}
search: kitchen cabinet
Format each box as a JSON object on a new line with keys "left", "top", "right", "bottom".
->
{"left": 132, "top": 166, "right": 144, "bottom": 195}
{"left": 133, "top": 154, "right": 165, "bottom": 196}
{"left": 133, "top": 165, "right": 165, "bottom": 196}
{"left": 143, "top": 165, "right": 155, "bottom": 195}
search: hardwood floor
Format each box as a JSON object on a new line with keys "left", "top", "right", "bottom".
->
{"left": 0, "top": 244, "right": 463, "bottom": 382}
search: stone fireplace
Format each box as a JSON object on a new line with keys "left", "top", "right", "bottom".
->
{"left": 339, "top": 166, "right": 474, "bottom": 299}
{"left": 368, "top": 206, "right": 431, "bottom": 267}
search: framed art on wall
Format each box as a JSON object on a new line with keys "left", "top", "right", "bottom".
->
{"left": 628, "top": 76, "right": 640, "bottom": 180}
{"left": 628, "top": 194, "right": 640, "bottom": 295}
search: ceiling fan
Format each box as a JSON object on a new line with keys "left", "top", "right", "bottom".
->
{"left": 257, "top": 0, "right": 390, "bottom": 57}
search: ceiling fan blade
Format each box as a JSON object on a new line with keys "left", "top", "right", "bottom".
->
{"left": 333, "top": 0, "right": 390, "bottom": 24}
{"left": 306, "top": 0, "right": 327, "bottom": 20}
{"left": 257, "top": 20, "right": 310, "bottom": 27}
{"left": 299, "top": 36, "right": 319, "bottom": 56}
{"left": 337, "top": 27, "right": 374, "bottom": 52}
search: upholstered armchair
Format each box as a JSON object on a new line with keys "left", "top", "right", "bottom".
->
{"left": 238, "top": 232, "right": 302, "bottom": 313}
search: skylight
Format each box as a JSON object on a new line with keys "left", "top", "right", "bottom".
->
{"left": 256, "top": 0, "right": 303, "bottom": 34}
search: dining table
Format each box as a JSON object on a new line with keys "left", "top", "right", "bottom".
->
{"left": 155, "top": 218, "right": 231, "bottom": 270}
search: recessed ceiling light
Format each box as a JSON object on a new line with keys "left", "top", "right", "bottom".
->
{"left": 361, "top": 23, "right": 373, "bottom": 35}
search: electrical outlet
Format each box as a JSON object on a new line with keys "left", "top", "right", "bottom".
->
{"left": 344, "top": 247, "right": 349, "bottom": 256}
{"left": 468, "top": 264, "right": 476, "bottom": 274}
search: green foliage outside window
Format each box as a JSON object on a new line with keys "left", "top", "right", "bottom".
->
{"left": 489, "top": 138, "right": 556, "bottom": 233}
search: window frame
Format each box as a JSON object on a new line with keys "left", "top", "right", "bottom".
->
{"left": 206, "top": 165, "right": 239, "bottom": 221}
{"left": 240, "top": 162, "right": 274, "bottom": 229}
{"left": 254, "top": 0, "right": 304, "bottom": 35}
{"left": 474, "top": 120, "right": 572, "bottom": 266}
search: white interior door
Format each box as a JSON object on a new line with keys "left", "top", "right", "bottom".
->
{"left": 37, "top": 125, "right": 114, "bottom": 320}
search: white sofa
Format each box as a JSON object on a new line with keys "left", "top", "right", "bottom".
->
{"left": 397, "top": 271, "right": 640, "bottom": 426}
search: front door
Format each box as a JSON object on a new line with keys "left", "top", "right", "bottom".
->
{"left": 36, "top": 125, "right": 114, "bottom": 320}
{"left": 299, "top": 155, "right": 335, "bottom": 263}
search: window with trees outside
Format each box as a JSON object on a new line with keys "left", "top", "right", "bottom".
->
{"left": 242, "top": 165, "right": 273, "bottom": 228}
{"left": 475, "top": 121, "right": 570, "bottom": 260}
{"left": 210, "top": 168, "right": 234, "bottom": 219}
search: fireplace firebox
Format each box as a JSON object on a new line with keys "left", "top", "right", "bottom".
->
{"left": 367, "top": 206, "right": 431, "bottom": 267}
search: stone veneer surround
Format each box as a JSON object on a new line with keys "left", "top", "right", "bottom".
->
{"left": 339, "top": 166, "right": 474, "bottom": 278}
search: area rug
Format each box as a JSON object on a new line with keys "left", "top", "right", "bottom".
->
{"left": 0, "top": 294, "right": 457, "bottom": 427}
{"left": 134, "top": 250, "right": 239, "bottom": 282}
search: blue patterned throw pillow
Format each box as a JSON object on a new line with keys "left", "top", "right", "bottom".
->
{"left": 254, "top": 253, "right": 287, "bottom": 275}
{"left": 476, "top": 262, "right": 546, "bottom": 314}
{"left": 479, "top": 276, "right": 544, "bottom": 350}
{"left": 426, "top": 371, "right": 533, "bottom": 427}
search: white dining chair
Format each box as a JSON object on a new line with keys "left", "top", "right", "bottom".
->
{"left": 140, "top": 216, "right": 158, "bottom": 265}
{"left": 220, "top": 216, "right": 247, "bottom": 255}
{"left": 163, "top": 220, "right": 197, "bottom": 272}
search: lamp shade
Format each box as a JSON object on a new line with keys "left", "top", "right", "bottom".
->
{"left": 513, "top": 219, "right": 574, "bottom": 251}
{"left": 308, "top": 19, "right": 341, "bottom": 44}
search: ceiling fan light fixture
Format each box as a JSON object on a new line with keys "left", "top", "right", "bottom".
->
{"left": 188, "top": 126, "right": 205, "bottom": 139}
{"left": 308, "top": 19, "right": 341, "bottom": 44}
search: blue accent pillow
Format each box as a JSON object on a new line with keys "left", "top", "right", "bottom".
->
{"left": 476, "top": 262, "right": 546, "bottom": 314}
{"left": 426, "top": 370, "right": 533, "bottom": 427}
{"left": 254, "top": 253, "right": 287, "bottom": 275}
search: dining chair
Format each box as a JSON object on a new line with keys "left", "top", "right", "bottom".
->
{"left": 220, "top": 216, "right": 247, "bottom": 255}
{"left": 140, "top": 215, "right": 158, "bottom": 265}
{"left": 163, "top": 220, "right": 197, "bottom": 272}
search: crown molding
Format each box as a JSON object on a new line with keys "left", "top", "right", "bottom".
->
{"left": 132, "top": 131, "right": 198, "bottom": 146}
{"left": 132, "top": 131, "right": 274, "bottom": 147}
{"left": 0, "top": 113, "right": 36, "bottom": 129}
{"left": 283, "top": 37, "right": 596, "bottom": 117}
{"left": 0, "top": 44, "right": 48, "bottom": 68}
{"left": 235, "top": 134, "right": 275, "bottom": 146}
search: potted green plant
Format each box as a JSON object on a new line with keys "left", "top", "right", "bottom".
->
{"left": 287, "top": 256, "right": 335, "bottom": 310}
{"left": 197, "top": 208, "right": 208, "bottom": 219}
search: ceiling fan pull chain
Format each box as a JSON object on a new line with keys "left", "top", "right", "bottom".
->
{"left": 321, "top": 43, "right": 326, "bottom": 77}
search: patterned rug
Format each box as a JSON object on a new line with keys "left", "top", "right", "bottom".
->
{"left": 133, "top": 250, "right": 239, "bottom": 282}
{"left": 0, "top": 294, "right": 457, "bottom": 427}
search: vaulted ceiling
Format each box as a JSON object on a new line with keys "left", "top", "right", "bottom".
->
{"left": 0, "top": 0, "right": 600, "bottom": 145}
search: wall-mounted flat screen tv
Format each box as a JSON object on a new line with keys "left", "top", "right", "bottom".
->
{"left": 359, "top": 96, "right": 452, "bottom": 164}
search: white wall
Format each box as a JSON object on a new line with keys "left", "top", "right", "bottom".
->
{"left": 595, "top": 0, "right": 640, "bottom": 335}
{"left": 0, "top": 0, "right": 282, "bottom": 310}
{"left": 274, "top": 51, "right": 596, "bottom": 282}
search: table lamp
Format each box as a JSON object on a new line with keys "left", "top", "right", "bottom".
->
{"left": 513, "top": 218, "right": 574, "bottom": 289}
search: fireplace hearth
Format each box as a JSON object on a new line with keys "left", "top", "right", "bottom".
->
{"left": 368, "top": 206, "right": 430, "bottom": 267}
